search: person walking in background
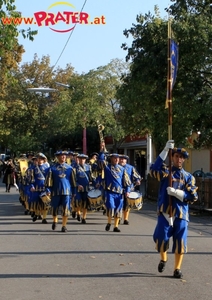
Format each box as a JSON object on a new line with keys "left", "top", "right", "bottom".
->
{"left": 2, "top": 159, "right": 18, "bottom": 192}
{"left": 150, "top": 140, "right": 198, "bottom": 279}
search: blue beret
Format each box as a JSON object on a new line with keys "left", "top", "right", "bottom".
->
{"left": 36, "top": 152, "right": 47, "bottom": 159}
{"left": 91, "top": 152, "right": 99, "bottom": 157}
{"left": 73, "top": 152, "right": 79, "bottom": 156}
{"left": 119, "top": 155, "right": 129, "bottom": 160}
{"left": 172, "top": 148, "right": 189, "bottom": 159}
{"left": 54, "top": 150, "right": 69, "bottom": 156}
{"left": 26, "top": 151, "right": 34, "bottom": 157}
{"left": 109, "top": 153, "right": 119, "bottom": 158}
{"left": 77, "top": 154, "right": 88, "bottom": 159}
{"left": 68, "top": 151, "right": 74, "bottom": 155}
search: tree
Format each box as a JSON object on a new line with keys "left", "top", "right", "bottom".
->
{"left": 168, "top": 0, "right": 212, "bottom": 148}
{"left": 85, "top": 59, "right": 131, "bottom": 152}
{"left": 118, "top": 2, "right": 212, "bottom": 154}
{"left": 0, "top": 0, "right": 37, "bottom": 97}
{"left": 0, "top": 54, "right": 75, "bottom": 154}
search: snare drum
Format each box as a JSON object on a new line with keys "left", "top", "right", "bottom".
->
{"left": 87, "top": 189, "right": 103, "bottom": 209}
{"left": 127, "top": 191, "right": 143, "bottom": 210}
{"left": 40, "top": 192, "right": 51, "bottom": 208}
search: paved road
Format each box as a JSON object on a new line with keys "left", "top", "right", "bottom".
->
{"left": 0, "top": 182, "right": 212, "bottom": 300}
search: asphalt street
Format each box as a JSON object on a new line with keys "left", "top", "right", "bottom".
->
{"left": 0, "top": 181, "right": 212, "bottom": 300}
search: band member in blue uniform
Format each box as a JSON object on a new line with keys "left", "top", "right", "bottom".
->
{"left": 150, "top": 140, "right": 198, "bottom": 278}
{"left": 75, "top": 154, "right": 96, "bottom": 223}
{"left": 119, "top": 155, "right": 142, "bottom": 224}
{"left": 27, "top": 153, "right": 49, "bottom": 223}
{"left": 66, "top": 151, "right": 74, "bottom": 165}
{"left": 45, "top": 150, "right": 76, "bottom": 232}
{"left": 89, "top": 152, "right": 99, "bottom": 179}
{"left": 97, "top": 143, "right": 131, "bottom": 232}
{"left": 70, "top": 152, "right": 79, "bottom": 218}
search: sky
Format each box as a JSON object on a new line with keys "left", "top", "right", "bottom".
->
{"left": 13, "top": 0, "right": 170, "bottom": 74}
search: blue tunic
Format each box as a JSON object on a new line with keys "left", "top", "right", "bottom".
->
{"left": 45, "top": 162, "right": 76, "bottom": 196}
{"left": 150, "top": 156, "right": 198, "bottom": 221}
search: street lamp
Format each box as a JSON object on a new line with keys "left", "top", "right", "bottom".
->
{"left": 27, "top": 87, "right": 58, "bottom": 93}
{"left": 55, "top": 82, "right": 71, "bottom": 88}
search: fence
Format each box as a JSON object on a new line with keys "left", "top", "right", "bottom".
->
{"left": 146, "top": 174, "right": 212, "bottom": 211}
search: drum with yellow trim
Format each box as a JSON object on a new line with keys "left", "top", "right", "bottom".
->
{"left": 88, "top": 189, "right": 103, "bottom": 209}
{"left": 40, "top": 192, "right": 51, "bottom": 208}
{"left": 127, "top": 191, "right": 143, "bottom": 210}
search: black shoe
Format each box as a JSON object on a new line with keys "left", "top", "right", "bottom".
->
{"left": 123, "top": 220, "right": 129, "bottom": 225}
{"left": 81, "top": 218, "right": 86, "bottom": 224}
{"left": 113, "top": 227, "right": 121, "bottom": 232}
{"left": 38, "top": 215, "right": 42, "bottom": 220}
{"left": 105, "top": 223, "right": 111, "bottom": 231}
{"left": 32, "top": 215, "right": 37, "bottom": 222}
{"left": 61, "top": 226, "right": 67, "bottom": 232}
{"left": 72, "top": 211, "right": 76, "bottom": 218}
{"left": 158, "top": 260, "right": 167, "bottom": 273}
{"left": 77, "top": 214, "right": 81, "bottom": 222}
{"left": 24, "top": 210, "right": 29, "bottom": 215}
{"left": 173, "top": 269, "right": 183, "bottom": 279}
{"left": 52, "top": 222, "right": 57, "bottom": 230}
{"left": 31, "top": 212, "right": 35, "bottom": 218}
{"left": 42, "top": 219, "right": 48, "bottom": 224}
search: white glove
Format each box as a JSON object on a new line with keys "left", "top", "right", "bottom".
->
{"left": 159, "top": 140, "right": 174, "bottom": 161}
{"left": 167, "top": 187, "right": 184, "bottom": 202}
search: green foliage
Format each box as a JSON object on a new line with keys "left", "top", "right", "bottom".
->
{"left": 0, "top": 0, "right": 38, "bottom": 98}
{"left": 118, "top": 1, "right": 212, "bottom": 153}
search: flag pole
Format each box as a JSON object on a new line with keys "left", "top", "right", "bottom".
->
{"left": 167, "top": 18, "right": 173, "bottom": 225}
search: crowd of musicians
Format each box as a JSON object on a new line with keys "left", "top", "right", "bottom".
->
{"left": 2, "top": 144, "right": 142, "bottom": 233}
{"left": 1, "top": 140, "right": 199, "bottom": 279}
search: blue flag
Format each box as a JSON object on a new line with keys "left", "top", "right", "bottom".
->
{"left": 165, "top": 39, "right": 179, "bottom": 108}
{"left": 170, "top": 39, "right": 179, "bottom": 90}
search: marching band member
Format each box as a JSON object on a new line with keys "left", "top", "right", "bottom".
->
{"left": 119, "top": 154, "right": 142, "bottom": 225}
{"left": 97, "top": 142, "right": 131, "bottom": 232}
{"left": 71, "top": 152, "right": 79, "bottom": 169}
{"left": 150, "top": 140, "right": 198, "bottom": 278}
{"left": 26, "top": 151, "right": 35, "bottom": 168}
{"left": 16, "top": 154, "right": 30, "bottom": 214}
{"left": 66, "top": 151, "right": 74, "bottom": 165}
{"left": 75, "top": 154, "right": 96, "bottom": 224}
{"left": 89, "top": 152, "right": 99, "bottom": 179}
{"left": 70, "top": 152, "right": 79, "bottom": 218}
{"left": 27, "top": 153, "right": 49, "bottom": 223}
{"left": 45, "top": 150, "right": 76, "bottom": 232}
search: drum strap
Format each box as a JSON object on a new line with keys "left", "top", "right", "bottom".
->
{"left": 78, "top": 165, "right": 90, "bottom": 184}
{"left": 36, "top": 165, "right": 45, "bottom": 181}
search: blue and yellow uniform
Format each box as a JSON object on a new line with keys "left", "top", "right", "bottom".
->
{"left": 27, "top": 153, "right": 49, "bottom": 223}
{"left": 45, "top": 150, "right": 76, "bottom": 232}
{"left": 119, "top": 154, "right": 142, "bottom": 224}
{"left": 150, "top": 145, "right": 198, "bottom": 278}
{"left": 75, "top": 154, "right": 96, "bottom": 223}
{"left": 98, "top": 152, "right": 131, "bottom": 232}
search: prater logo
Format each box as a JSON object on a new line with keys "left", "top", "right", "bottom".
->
{"left": 1, "top": 1, "right": 106, "bottom": 33}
